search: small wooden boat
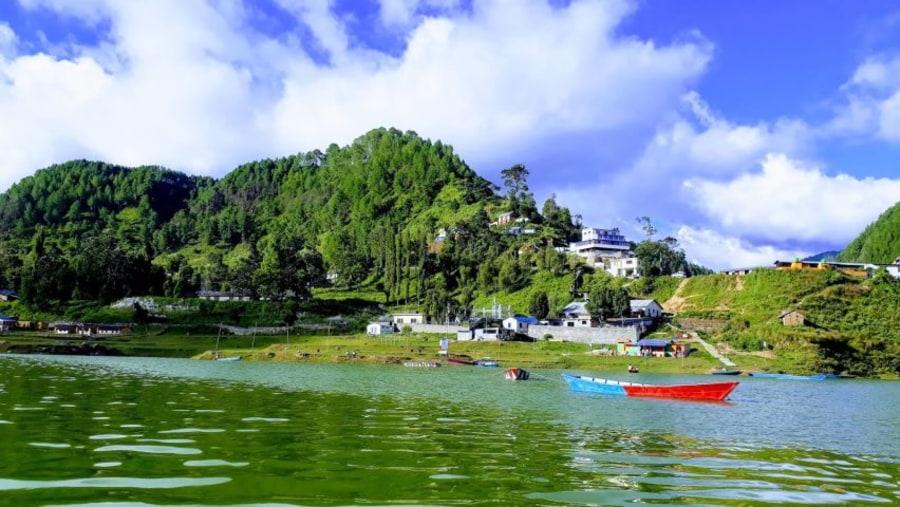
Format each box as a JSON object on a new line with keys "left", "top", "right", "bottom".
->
{"left": 504, "top": 368, "right": 530, "bottom": 380}
{"left": 561, "top": 373, "right": 738, "bottom": 401}
{"left": 711, "top": 368, "right": 741, "bottom": 376}
{"left": 748, "top": 372, "right": 839, "bottom": 380}
{"left": 404, "top": 361, "right": 441, "bottom": 368}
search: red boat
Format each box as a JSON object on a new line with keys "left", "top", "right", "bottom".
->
{"left": 504, "top": 368, "right": 530, "bottom": 380}
{"left": 561, "top": 373, "right": 738, "bottom": 401}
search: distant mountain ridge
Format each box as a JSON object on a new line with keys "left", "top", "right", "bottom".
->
{"left": 801, "top": 251, "right": 841, "bottom": 263}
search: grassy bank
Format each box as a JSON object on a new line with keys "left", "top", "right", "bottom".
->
{"left": 0, "top": 326, "right": 764, "bottom": 374}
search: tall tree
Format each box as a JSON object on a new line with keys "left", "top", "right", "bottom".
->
{"left": 586, "top": 285, "right": 630, "bottom": 321}
{"left": 529, "top": 291, "right": 550, "bottom": 319}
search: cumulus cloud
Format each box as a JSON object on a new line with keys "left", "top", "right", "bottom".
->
{"left": 0, "top": 0, "right": 712, "bottom": 194}
{"left": 829, "top": 55, "right": 900, "bottom": 142}
{"left": 683, "top": 153, "right": 900, "bottom": 245}
{"left": 554, "top": 93, "right": 812, "bottom": 239}
{"left": 676, "top": 225, "right": 810, "bottom": 271}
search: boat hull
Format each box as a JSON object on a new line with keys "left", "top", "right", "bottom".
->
{"left": 561, "top": 373, "right": 738, "bottom": 401}
{"left": 749, "top": 372, "right": 837, "bottom": 380}
{"left": 446, "top": 357, "right": 475, "bottom": 365}
{"left": 711, "top": 370, "right": 741, "bottom": 376}
{"left": 504, "top": 368, "right": 530, "bottom": 380}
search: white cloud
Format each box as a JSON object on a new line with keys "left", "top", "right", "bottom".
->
{"left": 683, "top": 153, "right": 900, "bottom": 245}
{"left": 0, "top": 23, "right": 16, "bottom": 57}
{"left": 0, "top": 0, "right": 711, "bottom": 194}
{"left": 830, "top": 55, "right": 900, "bottom": 142}
{"left": 377, "top": 0, "right": 462, "bottom": 27}
{"left": 553, "top": 92, "right": 812, "bottom": 240}
{"left": 676, "top": 225, "right": 809, "bottom": 271}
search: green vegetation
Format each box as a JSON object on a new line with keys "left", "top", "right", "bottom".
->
{"left": 671, "top": 268, "right": 899, "bottom": 377}
{"left": 0, "top": 129, "right": 895, "bottom": 377}
{"left": 838, "top": 200, "right": 900, "bottom": 263}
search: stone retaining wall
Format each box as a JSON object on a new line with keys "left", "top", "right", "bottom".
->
{"left": 402, "top": 322, "right": 638, "bottom": 344}
{"left": 527, "top": 324, "right": 638, "bottom": 344}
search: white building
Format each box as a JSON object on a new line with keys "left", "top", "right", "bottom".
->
{"left": 366, "top": 322, "right": 395, "bottom": 335}
{"left": 392, "top": 312, "right": 424, "bottom": 325}
{"left": 605, "top": 256, "right": 641, "bottom": 278}
{"left": 569, "top": 227, "right": 631, "bottom": 265}
{"left": 630, "top": 299, "right": 663, "bottom": 318}
{"left": 560, "top": 301, "right": 593, "bottom": 327}
{"left": 502, "top": 316, "right": 537, "bottom": 334}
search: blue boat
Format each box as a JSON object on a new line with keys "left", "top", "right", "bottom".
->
{"left": 749, "top": 372, "right": 840, "bottom": 380}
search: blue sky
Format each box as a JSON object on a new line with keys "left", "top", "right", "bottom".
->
{"left": 1, "top": 0, "right": 899, "bottom": 270}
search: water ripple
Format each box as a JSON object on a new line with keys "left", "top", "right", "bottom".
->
{"left": 94, "top": 445, "right": 202, "bottom": 455}
{"left": 183, "top": 459, "right": 249, "bottom": 467}
{"left": 0, "top": 476, "right": 230, "bottom": 491}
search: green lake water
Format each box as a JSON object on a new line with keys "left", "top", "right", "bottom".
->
{"left": 0, "top": 355, "right": 897, "bottom": 507}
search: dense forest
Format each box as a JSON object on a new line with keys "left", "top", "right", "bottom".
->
{"left": 0, "top": 128, "right": 700, "bottom": 318}
{"left": 838, "top": 201, "right": 900, "bottom": 264}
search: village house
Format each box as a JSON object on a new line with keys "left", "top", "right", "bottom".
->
{"left": 560, "top": 301, "right": 593, "bottom": 327}
{"left": 721, "top": 266, "right": 758, "bottom": 275}
{"left": 617, "top": 338, "right": 689, "bottom": 358}
{"left": 392, "top": 312, "right": 424, "bottom": 325}
{"left": 630, "top": 299, "right": 664, "bottom": 319}
{"left": 0, "top": 313, "right": 18, "bottom": 332}
{"left": 50, "top": 322, "right": 128, "bottom": 337}
{"left": 492, "top": 211, "right": 515, "bottom": 226}
{"left": 196, "top": 289, "right": 254, "bottom": 301}
{"left": 604, "top": 256, "right": 641, "bottom": 278}
{"left": 366, "top": 321, "right": 395, "bottom": 336}
{"left": 779, "top": 310, "right": 805, "bottom": 327}
{"left": 0, "top": 289, "right": 17, "bottom": 302}
{"left": 502, "top": 316, "right": 538, "bottom": 335}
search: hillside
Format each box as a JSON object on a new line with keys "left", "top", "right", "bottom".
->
{"left": 664, "top": 269, "right": 899, "bottom": 377}
{"left": 838, "top": 201, "right": 900, "bottom": 264}
{"left": 0, "top": 128, "right": 592, "bottom": 314}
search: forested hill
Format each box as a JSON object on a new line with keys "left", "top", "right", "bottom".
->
{"left": 0, "top": 128, "right": 582, "bottom": 311}
{"left": 837, "top": 201, "right": 900, "bottom": 264}
{"left": 0, "top": 160, "right": 207, "bottom": 241}
{"left": 0, "top": 125, "right": 715, "bottom": 324}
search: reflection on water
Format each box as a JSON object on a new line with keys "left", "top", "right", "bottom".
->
{"left": 0, "top": 354, "right": 896, "bottom": 507}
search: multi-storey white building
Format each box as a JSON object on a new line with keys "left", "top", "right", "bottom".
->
{"left": 604, "top": 256, "right": 641, "bottom": 278}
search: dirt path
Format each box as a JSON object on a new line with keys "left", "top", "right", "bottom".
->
{"left": 662, "top": 278, "right": 690, "bottom": 313}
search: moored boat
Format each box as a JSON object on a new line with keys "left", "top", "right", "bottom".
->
{"left": 475, "top": 358, "right": 499, "bottom": 367}
{"left": 561, "top": 373, "right": 738, "bottom": 401}
{"left": 748, "top": 372, "right": 840, "bottom": 380}
{"left": 711, "top": 368, "right": 741, "bottom": 376}
{"left": 446, "top": 356, "right": 476, "bottom": 365}
{"left": 504, "top": 368, "right": 530, "bottom": 380}
{"left": 216, "top": 355, "right": 242, "bottom": 362}
{"left": 404, "top": 361, "right": 441, "bottom": 368}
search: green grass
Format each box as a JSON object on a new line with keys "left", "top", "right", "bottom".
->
{"left": 670, "top": 268, "right": 899, "bottom": 377}
{"left": 471, "top": 270, "right": 573, "bottom": 316}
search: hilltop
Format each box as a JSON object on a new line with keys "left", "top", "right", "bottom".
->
{"left": 838, "top": 201, "right": 900, "bottom": 264}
